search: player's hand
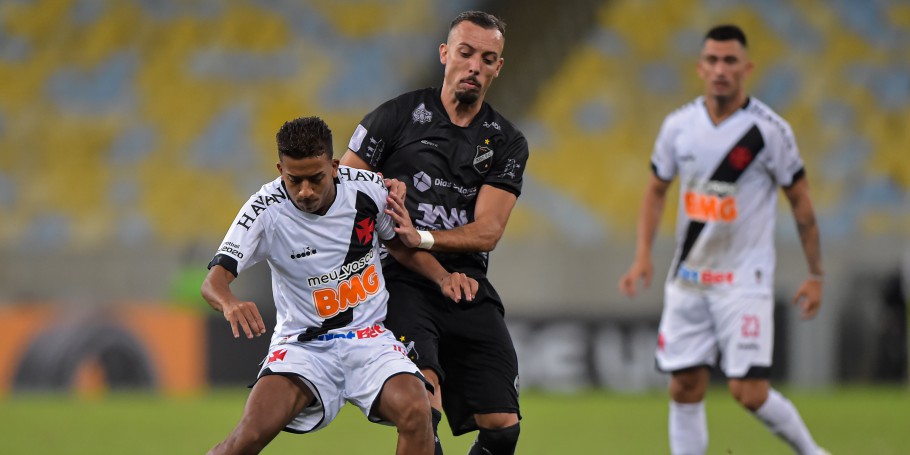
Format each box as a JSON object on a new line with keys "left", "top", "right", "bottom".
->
{"left": 221, "top": 299, "right": 267, "bottom": 339}
{"left": 383, "top": 177, "right": 406, "bottom": 202}
{"left": 618, "top": 257, "right": 653, "bottom": 298}
{"left": 792, "top": 278, "right": 822, "bottom": 320}
{"left": 438, "top": 272, "right": 478, "bottom": 303}
{"left": 385, "top": 181, "right": 421, "bottom": 248}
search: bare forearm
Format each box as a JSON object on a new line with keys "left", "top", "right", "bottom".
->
{"left": 794, "top": 207, "right": 823, "bottom": 275}
{"left": 385, "top": 239, "right": 450, "bottom": 284}
{"left": 635, "top": 184, "right": 667, "bottom": 260}
{"left": 201, "top": 267, "right": 235, "bottom": 312}
{"left": 424, "top": 222, "right": 503, "bottom": 253}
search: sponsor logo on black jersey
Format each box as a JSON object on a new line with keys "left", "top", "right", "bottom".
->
{"left": 496, "top": 158, "right": 521, "bottom": 179}
{"left": 413, "top": 171, "right": 432, "bottom": 192}
{"left": 473, "top": 145, "right": 494, "bottom": 174}
{"left": 289, "top": 246, "right": 317, "bottom": 260}
{"left": 411, "top": 103, "right": 432, "bottom": 124}
{"left": 365, "top": 137, "right": 385, "bottom": 165}
{"left": 483, "top": 121, "right": 501, "bottom": 130}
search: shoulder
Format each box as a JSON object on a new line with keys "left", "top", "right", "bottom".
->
{"left": 664, "top": 97, "right": 702, "bottom": 126}
{"left": 482, "top": 103, "right": 527, "bottom": 143}
{"left": 744, "top": 97, "right": 794, "bottom": 139}
{"left": 336, "top": 166, "right": 387, "bottom": 192}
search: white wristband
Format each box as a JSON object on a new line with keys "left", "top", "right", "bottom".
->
{"left": 417, "top": 230, "right": 435, "bottom": 250}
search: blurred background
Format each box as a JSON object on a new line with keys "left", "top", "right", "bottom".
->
{"left": 0, "top": 0, "right": 907, "bottom": 400}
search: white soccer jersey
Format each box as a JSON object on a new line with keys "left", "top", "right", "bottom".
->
{"left": 651, "top": 96, "right": 805, "bottom": 291}
{"left": 209, "top": 166, "right": 396, "bottom": 343}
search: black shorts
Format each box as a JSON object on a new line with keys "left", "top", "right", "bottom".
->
{"left": 384, "top": 275, "right": 521, "bottom": 436}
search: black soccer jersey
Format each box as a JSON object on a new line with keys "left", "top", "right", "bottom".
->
{"left": 348, "top": 87, "right": 529, "bottom": 276}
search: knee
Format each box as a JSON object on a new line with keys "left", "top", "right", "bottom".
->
{"left": 396, "top": 397, "right": 432, "bottom": 432}
{"left": 469, "top": 423, "right": 521, "bottom": 455}
{"left": 669, "top": 370, "right": 708, "bottom": 403}
{"left": 728, "top": 380, "right": 769, "bottom": 412}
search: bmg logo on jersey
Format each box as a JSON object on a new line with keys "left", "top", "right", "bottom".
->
{"left": 684, "top": 191, "right": 738, "bottom": 222}
{"left": 312, "top": 264, "right": 381, "bottom": 319}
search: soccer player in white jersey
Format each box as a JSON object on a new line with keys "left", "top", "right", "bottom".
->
{"left": 618, "top": 25, "right": 827, "bottom": 455}
{"left": 202, "top": 116, "right": 478, "bottom": 455}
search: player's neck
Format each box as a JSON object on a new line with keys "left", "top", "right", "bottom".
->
{"left": 441, "top": 89, "right": 483, "bottom": 127}
{"left": 704, "top": 94, "right": 747, "bottom": 125}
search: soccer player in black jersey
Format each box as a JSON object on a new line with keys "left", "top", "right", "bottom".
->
{"left": 341, "top": 10, "right": 527, "bottom": 455}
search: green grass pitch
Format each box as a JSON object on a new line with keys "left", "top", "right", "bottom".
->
{"left": 1, "top": 386, "right": 908, "bottom": 454}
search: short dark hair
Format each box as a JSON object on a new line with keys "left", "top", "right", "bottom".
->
{"left": 450, "top": 10, "right": 506, "bottom": 36}
{"left": 704, "top": 24, "right": 747, "bottom": 48}
{"left": 276, "top": 117, "right": 333, "bottom": 160}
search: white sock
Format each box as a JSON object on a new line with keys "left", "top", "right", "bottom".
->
{"left": 753, "top": 389, "right": 819, "bottom": 455}
{"left": 669, "top": 400, "right": 708, "bottom": 455}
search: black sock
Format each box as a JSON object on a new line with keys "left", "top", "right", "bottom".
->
{"left": 468, "top": 423, "right": 520, "bottom": 455}
{"left": 431, "top": 408, "right": 443, "bottom": 455}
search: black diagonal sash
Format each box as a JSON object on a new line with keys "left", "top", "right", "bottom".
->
{"left": 298, "top": 190, "right": 379, "bottom": 341}
{"left": 674, "top": 125, "right": 765, "bottom": 277}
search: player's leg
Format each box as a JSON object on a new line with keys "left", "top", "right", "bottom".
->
{"left": 720, "top": 292, "right": 821, "bottom": 455}
{"left": 208, "top": 374, "right": 314, "bottom": 455}
{"left": 384, "top": 278, "right": 446, "bottom": 454}
{"left": 374, "top": 373, "right": 435, "bottom": 455}
{"left": 420, "top": 368, "right": 445, "bottom": 454}
{"left": 438, "top": 279, "right": 520, "bottom": 455}
{"left": 658, "top": 283, "right": 716, "bottom": 455}
{"left": 668, "top": 367, "right": 710, "bottom": 455}
{"left": 728, "top": 378, "right": 821, "bottom": 454}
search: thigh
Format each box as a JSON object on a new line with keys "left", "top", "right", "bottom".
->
{"left": 439, "top": 280, "right": 520, "bottom": 436}
{"left": 656, "top": 283, "right": 717, "bottom": 372}
{"left": 239, "top": 374, "right": 315, "bottom": 437}
{"left": 712, "top": 289, "right": 774, "bottom": 378}
{"left": 257, "top": 341, "right": 345, "bottom": 433}
{"left": 342, "top": 330, "right": 428, "bottom": 424}
{"left": 385, "top": 279, "right": 444, "bottom": 379}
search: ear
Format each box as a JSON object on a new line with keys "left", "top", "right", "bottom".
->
{"left": 331, "top": 158, "right": 340, "bottom": 176}
{"left": 744, "top": 60, "right": 755, "bottom": 77}
{"left": 439, "top": 43, "right": 448, "bottom": 65}
{"left": 276, "top": 161, "right": 282, "bottom": 174}
{"left": 494, "top": 57, "right": 504, "bottom": 78}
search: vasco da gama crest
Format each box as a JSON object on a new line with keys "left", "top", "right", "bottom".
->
{"left": 473, "top": 145, "right": 494, "bottom": 174}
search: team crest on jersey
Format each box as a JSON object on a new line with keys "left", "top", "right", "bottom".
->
{"left": 412, "top": 103, "right": 432, "bottom": 124}
{"left": 355, "top": 217, "right": 375, "bottom": 245}
{"left": 473, "top": 145, "right": 494, "bottom": 174}
{"left": 728, "top": 146, "right": 754, "bottom": 170}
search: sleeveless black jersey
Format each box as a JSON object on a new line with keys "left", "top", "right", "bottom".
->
{"left": 348, "top": 87, "right": 529, "bottom": 277}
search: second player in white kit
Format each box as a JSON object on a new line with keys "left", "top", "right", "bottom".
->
{"left": 619, "top": 25, "right": 826, "bottom": 455}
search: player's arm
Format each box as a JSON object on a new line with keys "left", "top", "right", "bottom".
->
{"left": 201, "top": 264, "right": 267, "bottom": 339}
{"left": 424, "top": 185, "right": 517, "bottom": 252}
{"left": 782, "top": 175, "right": 823, "bottom": 320}
{"left": 340, "top": 150, "right": 373, "bottom": 170}
{"left": 382, "top": 181, "right": 478, "bottom": 302}
{"left": 384, "top": 238, "right": 477, "bottom": 302}
{"left": 619, "top": 173, "right": 672, "bottom": 297}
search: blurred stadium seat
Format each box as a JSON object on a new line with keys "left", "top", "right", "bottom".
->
{"left": 518, "top": 0, "right": 909, "bottom": 238}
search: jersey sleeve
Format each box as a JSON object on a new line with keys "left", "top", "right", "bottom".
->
{"left": 372, "top": 184, "right": 396, "bottom": 242}
{"left": 348, "top": 98, "right": 402, "bottom": 170}
{"left": 763, "top": 120, "right": 805, "bottom": 187}
{"left": 485, "top": 132, "right": 529, "bottom": 197}
{"left": 207, "top": 194, "right": 270, "bottom": 277}
{"left": 650, "top": 115, "right": 678, "bottom": 181}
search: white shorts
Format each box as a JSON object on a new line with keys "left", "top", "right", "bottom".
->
{"left": 257, "top": 324, "right": 421, "bottom": 433}
{"left": 656, "top": 282, "right": 774, "bottom": 378}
